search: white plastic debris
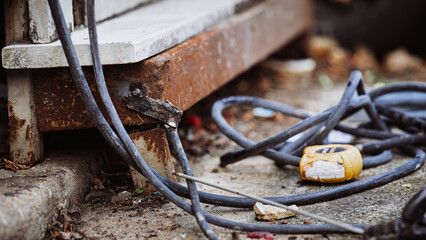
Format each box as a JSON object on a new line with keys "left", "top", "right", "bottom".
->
{"left": 253, "top": 107, "right": 276, "bottom": 118}
{"left": 326, "top": 130, "right": 353, "bottom": 144}
{"left": 262, "top": 58, "right": 316, "bottom": 75}
{"left": 253, "top": 202, "right": 298, "bottom": 221}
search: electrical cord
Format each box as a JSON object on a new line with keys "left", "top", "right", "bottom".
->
{"left": 49, "top": 1, "right": 361, "bottom": 235}
{"left": 48, "top": 0, "right": 425, "bottom": 237}
{"left": 85, "top": 1, "right": 217, "bottom": 239}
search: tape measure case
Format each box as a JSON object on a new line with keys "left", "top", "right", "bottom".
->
{"left": 299, "top": 144, "right": 363, "bottom": 183}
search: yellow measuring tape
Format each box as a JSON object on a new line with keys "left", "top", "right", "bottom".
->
{"left": 299, "top": 144, "right": 363, "bottom": 183}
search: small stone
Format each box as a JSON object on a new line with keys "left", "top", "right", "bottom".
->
{"left": 254, "top": 202, "right": 298, "bottom": 221}
{"left": 167, "top": 121, "right": 177, "bottom": 128}
{"left": 352, "top": 46, "right": 378, "bottom": 71}
{"left": 384, "top": 48, "right": 423, "bottom": 73}
{"left": 112, "top": 191, "right": 132, "bottom": 202}
{"left": 402, "top": 183, "right": 412, "bottom": 189}
{"left": 253, "top": 107, "right": 276, "bottom": 118}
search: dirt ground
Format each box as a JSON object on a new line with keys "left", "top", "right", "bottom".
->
{"left": 43, "top": 81, "right": 425, "bottom": 239}
{"left": 43, "top": 39, "right": 426, "bottom": 240}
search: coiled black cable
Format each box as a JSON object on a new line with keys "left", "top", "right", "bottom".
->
{"left": 48, "top": 0, "right": 425, "bottom": 237}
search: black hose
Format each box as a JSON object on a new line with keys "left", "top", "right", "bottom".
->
{"left": 48, "top": 0, "right": 426, "bottom": 237}
{"left": 85, "top": 1, "right": 217, "bottom": 239}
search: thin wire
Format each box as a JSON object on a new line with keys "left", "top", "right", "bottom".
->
{"left": 174, "top": 172, "right": 365, "bottom": 234}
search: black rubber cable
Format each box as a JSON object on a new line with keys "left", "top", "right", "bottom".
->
{"left": 375, "top": 104, "right": 426, "bottom": 130}
{"left": 165, "top": 128, "right": 218, "bottom": 240}
{"left": 49, "top": 0, "right": 426, "bottom": 236}
{"left": 50, "top": 1, "right": 373, "bottom": 233}
{"left": 85, "top": 1, "right": 217, "bottom": 239}
{"left": 214, "top": 96, "right": 393, "bottom": 168}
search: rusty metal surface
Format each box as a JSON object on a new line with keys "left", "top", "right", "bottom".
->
{"left": 128, "top": 127, "right": 176, "bottom": 195}
{"left": 4, "top": 0, "right": 28, "bottom": 45}
{"left": 32, "top": 66, "right": 158, "bottom": 131}
{"left": 125, "top": 89, "right": 182, "bottom": 127}
{"left": 7, "top": 70, "right": 43, "bottom": 164}
{"left": 5, "top": 0, "right": 43, "bottom": 164}
{"left": 33, "top": 0, "right": 312, "bottom": 132}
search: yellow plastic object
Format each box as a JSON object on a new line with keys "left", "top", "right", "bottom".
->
{"left": 299, "top": 144, "right": 363, "bottom": 183}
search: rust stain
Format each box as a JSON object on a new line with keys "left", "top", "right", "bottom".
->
{"left": 32, "top": 66, "right": 160, "bottom": 132}
{"left": 25, "top": 124, "right": 32, "bottom": 142}
{"left": 129, "top": 128, "right": 167, "bottom": 162}
{"left": 8, "top": 104, "right": 26, "bottom": 144}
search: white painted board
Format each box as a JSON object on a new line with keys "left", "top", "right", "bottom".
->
{"left": 28, "top": 0, "right": 73, "bottom": 44}
{"left": 2, "top": 0, "right": 246, "bottom": 69}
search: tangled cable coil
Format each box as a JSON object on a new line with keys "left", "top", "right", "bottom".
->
{"left": 48, "top": 0, "right": 426, "bottom": 239}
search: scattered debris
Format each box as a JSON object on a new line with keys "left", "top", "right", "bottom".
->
{"left": 111, "top": 191, "right": 132, "bottom": 203}
{"left": 383, "top": 48, "right": 424, "bottom": 73}
{"left": 84, "top": 190, "right": 111, "bottom": 203}
{"left": 253, "top": 107, "right": 276, "bottom": 118}
{"left": 254, "top": 202, "right": 298, "bottom": 221}
{"left": 261, "top": 59, "right": 316, "bottom": 76}
{"left": 303, "top": 221, "right": 313, "bottom": 225}
{"left": 327, "top": 45, "right": 350, "bottom": 66}
{"left": 326, "top": 130, "right": 353, "bottom": 144}
{"left": 45, "top": 211, "right": 84, "bottom": 240}
{"left": 310, "top": 36, "right": 339, "bottom": 61}
{"left": 93, "top": 178, "right": 105, "bottom": 190}
{"left": 402, "top": 183, "right": 412, "bottom": 189}
{"left": 0, "top": 158, "right": 31, "bottom": 171}
{"left": 231, "top": 232, "right": 239, "bottom": 240}
{"left": 183, "top": 114, "right": 203, "bottom": 130}
{"left": 318, "top": 75, "right": 334, "bottom": 89}
{"left": 310, "top": 36, "right": 353, "bottom": 79}
{"left": 159, "top": 224, "right": 180, "bottom": 231}
{"left": 352, "top": 45, "right": 378, "bottom": 71}
{"left": 260, "top": 58, "right": 316, "bottom": 88}
{"left": 247, "top": 232, "right": 274, "bottom": 240}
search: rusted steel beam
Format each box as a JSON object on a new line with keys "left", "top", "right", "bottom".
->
{"left": 32, "top": 0, "right": 312, "bottom": 131}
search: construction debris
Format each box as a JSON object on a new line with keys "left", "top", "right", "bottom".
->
{"left": 0, "top": 158, "right": 31, "bottom": 171}
{"left": 254, "top": 202, "right": 299, "bottom": 221}
{"left": 383, "top": 48, "right": 424, "bottom": 73}
{"left": 253, "top": 107, "right": 276, "bottom": 118}
{"left": 247, "top": 231, "right": 274, "bottom": 240}
{"left": 309, "top": 36, "right": 339, "bottom": 61}
{"left": 261, "top": 59, "right": 316, "bottom": 76}
{"left": 352, "top": 45, "right": 379, "bottom": 71}
{"left": 260, "top": 58, "right": 316, "bottom": 88}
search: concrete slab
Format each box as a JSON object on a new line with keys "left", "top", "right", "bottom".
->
{"left": 89, "top": 0, "right": 152, "bottom": 24}
{"left": 2, "top": 0, "right": 249, "bottom": 69}
{"left": 0, "top": 151, "right": 101, "bottom": 240}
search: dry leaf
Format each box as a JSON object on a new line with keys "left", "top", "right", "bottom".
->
{"left": 94, "top": 178, "right": 105, "bottom": 189}
{"left": 0, "top": 158, "right": 31, "bottom": 171}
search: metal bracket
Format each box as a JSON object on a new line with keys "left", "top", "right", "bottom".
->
{"left": 124, "top": 88, "right": 182, "bottom": 128}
